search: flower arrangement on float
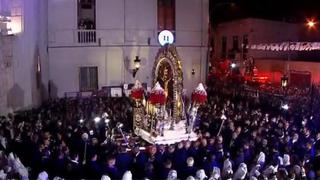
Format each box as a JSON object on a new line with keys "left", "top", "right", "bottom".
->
{"left": 147, "top": 82, "right": 167, "bottom": 135}
{"left": 191, "top": 83, "right": 207, "bottom": 105}
{"left": 187, "top": 83, "right": 207, "bottom": 133}
{"left": 149, "top": 82, "right": 166, "bottom": 106}
{"left": 131, "top": 80, "right": 144, "bottom": 101}
{"left": 130, "top": 80, "right": 145, "bottom": 107}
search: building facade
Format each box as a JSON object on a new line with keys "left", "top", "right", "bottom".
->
{"left": 48, "top": 0, "right": 209, "bottom": 98}
{"left": 0, "top": 0, "right": 49, "bottom": 115}
{"left": 213, "top": 18, "right": 302, "bottom": 61}
{"left": 0, "top": 0, "right": 209, "bottom": 115}
{"left": 213, "top": 18, "right": 320, "bottom": 84}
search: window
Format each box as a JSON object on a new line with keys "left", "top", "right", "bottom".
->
{"left": 77, "top": 0, "right": 96, "bottom": 30}
{"left": 158, "top": 0, "right": 175, "bottom": 31}
{"left": 232, "top": 36, "right": 239, "bottom": 50}
{"left": 77, "top": 0, "right": 96, "bottom": 43}
{"left": 221, "top": 36, "right": 227, "bottom": 58}
{"left": 243, "top": 35, "right": 248, "bottom": 53}
{"left": 79, "top": 66, "right": 98, "bottom": 92}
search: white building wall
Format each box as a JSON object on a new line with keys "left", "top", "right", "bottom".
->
{"left": 48, "top": 0, "right": 209, "bottom": 97}
{"left": 124, "top": 0, "right": 157, "bottom": 45}
{"left": 48, "top": 0, "right": 76, "bottom": 47}
{"left": 0, "top": 0, "right": 49, "bottom": 115}
{"left": 0, "top": 36, "right": 14, "bottom": 115}
{"left": 96, "top": 0, "right": 124, "bottom": 45}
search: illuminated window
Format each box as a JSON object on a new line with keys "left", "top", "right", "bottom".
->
{"left": 158, "top": 0, "right": 175, "bottom": 31}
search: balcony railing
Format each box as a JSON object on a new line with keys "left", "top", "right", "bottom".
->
{"left": 76, "top": 29, "right": 96, "bottom": 44}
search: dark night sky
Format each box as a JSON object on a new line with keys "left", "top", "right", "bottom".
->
{"left": 211, "top": 0, "right": 320, "bottom": 25}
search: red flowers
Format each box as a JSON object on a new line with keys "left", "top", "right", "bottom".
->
{"left": 191, "top": 92, "right": 207, "bottom": 105}
{"left": 148, "top": 82, "right": 166, "bottom": 105}
{"left": 131, "top": 88, "right": 144, "bottom": 100}
{"left": 191, "top": 83, "right": 207, "bottom": 105}
{"left": 149, "top": 91, "right": 166, "bottom": 105}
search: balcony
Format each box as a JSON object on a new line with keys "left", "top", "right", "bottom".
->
{"left": 76, "top": 29, "right": 96, "bottom": 44}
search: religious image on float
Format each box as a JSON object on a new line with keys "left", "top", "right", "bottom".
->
{"left": 157, "top": 61, "right": 174, "bottom": 117}
{"left": 130, "top": 45, "right": 206, "bottom": 145}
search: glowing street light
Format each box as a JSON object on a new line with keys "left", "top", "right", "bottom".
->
{"left": 133, "top": 56, "right": 141, "bottom": 78}
{"left": 306, "top": 19, "right": 317, "bottom": 29}
{"left": 281, "top": 75, "right": 288, "bottom": 88}
{"left": 230, "top": 63, "right": 236, "bottom": 69}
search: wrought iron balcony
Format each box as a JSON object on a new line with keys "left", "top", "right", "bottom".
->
{"left": 76, "top": 29, "right": 96, "bottom": 44}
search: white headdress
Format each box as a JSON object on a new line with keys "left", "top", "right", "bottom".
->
{"left": 283, "top": 154, "right": 290, "bottom": 166}
{"left": 233, "top": 163, "right": 247, "bottom": 180}
{"left": 263, "top": 165, "right": 276, "bottom": 177}
{"left": 249, "top": 164, "right": 261, "bottom": 177}
{"left": 186, "top": 176, "right": 195, "bottom": 180}
{"left": 278, "top": 156, "right": 283, "bottom": 166}
{"left": 196, "top": 169, "right": 207, "bottom": 180}
{"left": 210, "top": 167, "right": 221, "bottom": 180}
{"left": 167, "top": 170, "right": 178, "bottom": 180}
{"left": 101, "top": 175, "right": 111, "bottom": 180}
{"left": 293, "top": 165, "right": 301, "bottom": 175}
{"left": 223, "top": 158, "right": 233, "bottom": 176}
{"left": 122, "top": 170, "right": 133, "bottom": 180}
{"left": 0, "top": 170, "right": 7, "bottom": 180}
{"left": 257, "top": 152, "right": 265, "bottom": 165}
{"left": 37, "top": 171, "right": 49, "bottom": 180}
{"left": 53, "top": 177, "right": 64, "bottom": 180}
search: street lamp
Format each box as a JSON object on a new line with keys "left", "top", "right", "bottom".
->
{"left": 281, "top": 75, "right": 288, "bottom": 88}
{"left": 191, "top": 68, "right": 195, "bottom": 76}
{"left": 133, "top": 56, "right": 141, "bottom": 78}
{"left": 306, "top": 19, "right": 317, "bottom": 29}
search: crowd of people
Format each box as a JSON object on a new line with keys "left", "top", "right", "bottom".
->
{"left": 0, "top": 79, "right": 320, "bottom": 179}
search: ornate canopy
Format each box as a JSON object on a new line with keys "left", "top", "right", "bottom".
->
{"left": 152, "top": 45, "right": 184, "bottom": 122}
